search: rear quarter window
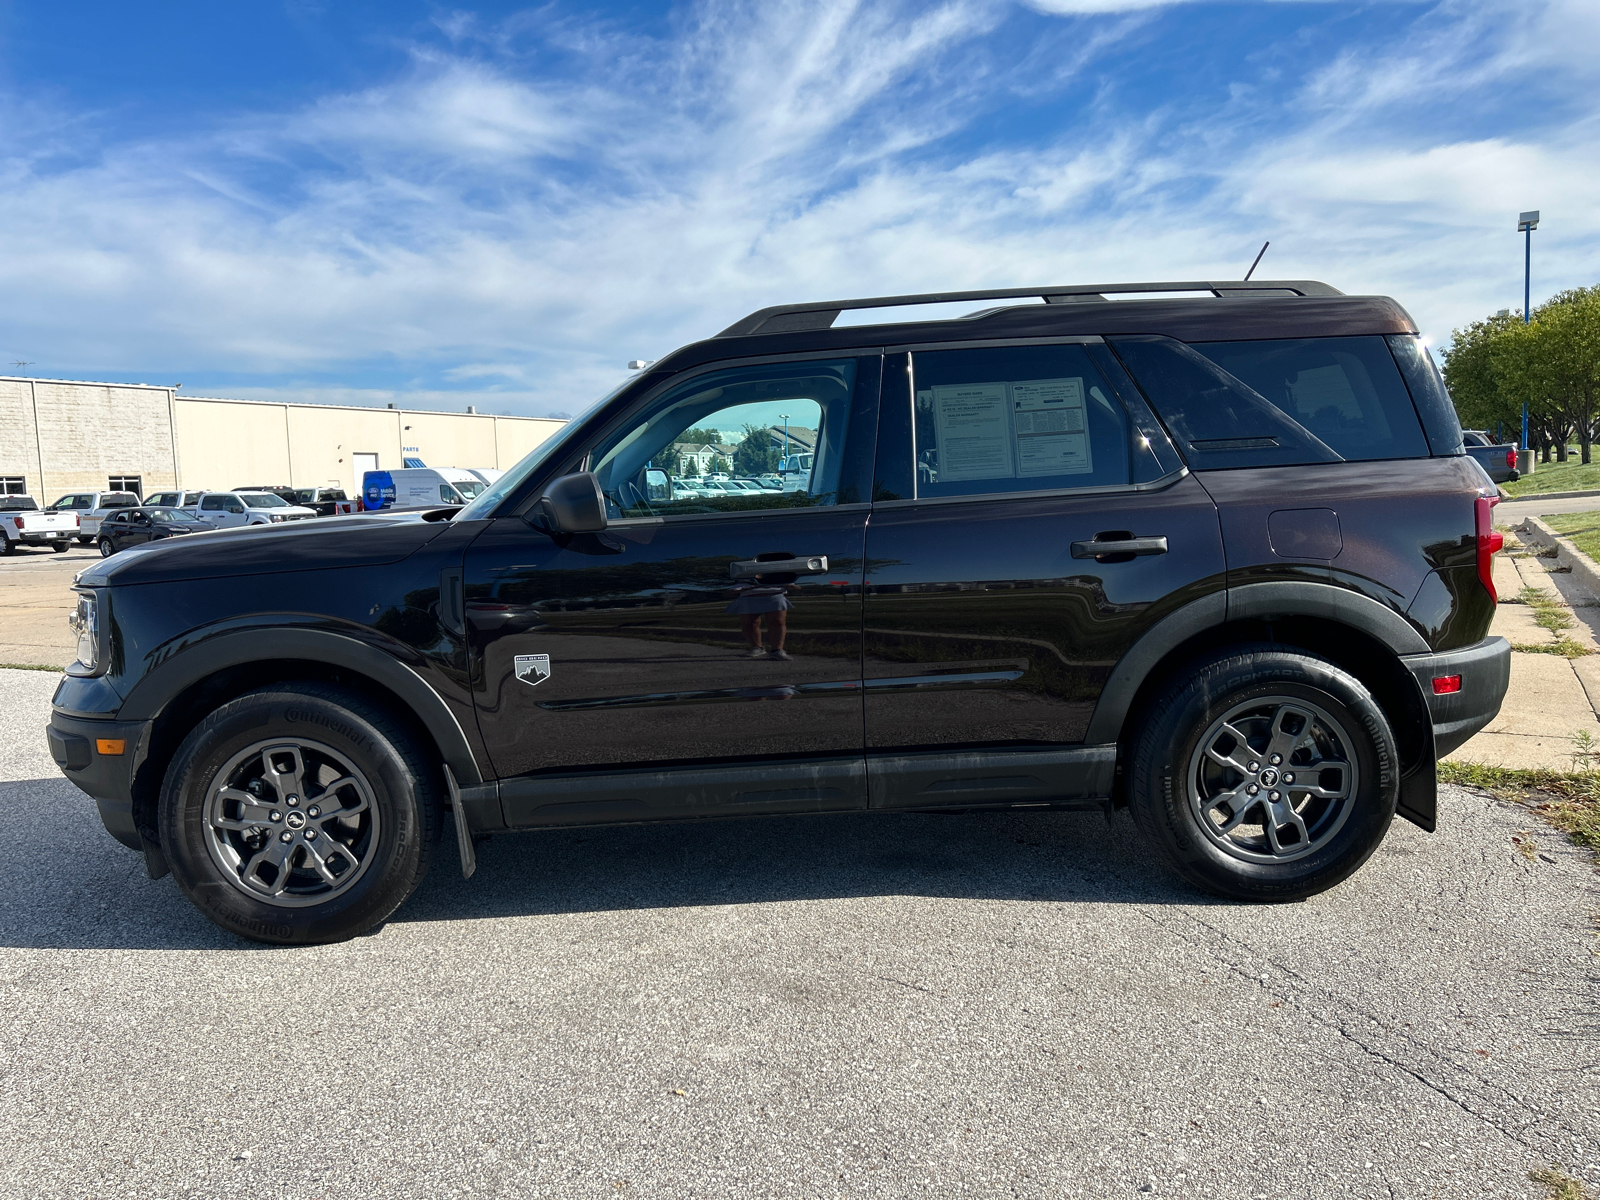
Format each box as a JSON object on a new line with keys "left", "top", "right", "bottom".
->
{"left": 1111, "top": 334, "right": 1430, "bottom": 469}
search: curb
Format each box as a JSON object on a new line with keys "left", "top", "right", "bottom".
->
{"left": 1501, "top": 487, "right": 1600, "bottom": 504}
{"left": 1514, "top": 517, "right": 1600, "bottom": 602}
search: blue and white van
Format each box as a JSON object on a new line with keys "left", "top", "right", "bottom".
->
{"left": 360, "top": 467, "right": 488, "bottom": 512}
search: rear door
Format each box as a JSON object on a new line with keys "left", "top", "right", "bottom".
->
{"left": 861, "top": 340, "right": 1226, "bottom": 809}
{"left": 465, "top": 353, "right": 881, "bottom": 825}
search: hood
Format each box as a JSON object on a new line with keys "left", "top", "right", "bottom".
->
{"left": 76, "top": 511, "right": 452, "bottom": 587}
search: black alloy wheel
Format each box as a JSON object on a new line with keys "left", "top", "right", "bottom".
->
{"left": 159, "top": 683, "right": 442, "bottom": 944}
{"left": 1127, "top": 645, "right": 1398, "bottom": 901}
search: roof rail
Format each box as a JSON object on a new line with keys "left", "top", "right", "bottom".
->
{"left": 717, "top": 279, "right": 1344, "bottom": 338}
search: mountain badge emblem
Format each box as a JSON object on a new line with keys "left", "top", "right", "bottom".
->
{"left": 514, "top": 654, "right": 552, "bottom": 687}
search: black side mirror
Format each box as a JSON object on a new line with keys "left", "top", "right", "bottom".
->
{"left": 537, "top": 472, "right": 607, "bottom": 533}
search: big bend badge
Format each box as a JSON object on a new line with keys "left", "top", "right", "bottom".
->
{"left": 514, "top": 654, "right": 552, "bottom": 687}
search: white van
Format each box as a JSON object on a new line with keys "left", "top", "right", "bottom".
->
{"left": 465, "top": 468, "right": 505, "bottom": 488}
{"left": 360, "top": 467, "right": 488, "bottom": 511}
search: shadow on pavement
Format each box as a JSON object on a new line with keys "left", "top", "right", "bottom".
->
{"left": 0, "top": 776, "right": 1218, "bottom": 951}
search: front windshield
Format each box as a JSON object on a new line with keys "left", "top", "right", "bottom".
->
{"left": 241, "top": 492, "right": 290, "bottom": 508}
{"left": 453, "top": 480, "right": 487, "bottom": 499}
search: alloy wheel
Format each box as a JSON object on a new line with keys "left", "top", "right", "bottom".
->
{"left": 1186, "top": 695, "right": 1358, "bottom": 864}
{"left": 202, "top": 738, "right": 381, "bottom": 907}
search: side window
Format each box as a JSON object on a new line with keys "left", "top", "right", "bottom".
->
{"left": 1113, "top": 334, "right": 1430, "bottom": 468}
{"left": 200, "top": 495, "right": 226, "bottom": 511}
{"left": 589, "top": 357, "right": 877, "bottom": 519}
{"left": 904, "top": 343, "right": 1146, "bottom": 500}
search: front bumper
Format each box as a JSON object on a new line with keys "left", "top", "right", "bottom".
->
{"left": 1400, "top": 635, "right": 1512, "bottom": 759}
{"left": 46, "top": 712, "right": 149, "bottom": 852}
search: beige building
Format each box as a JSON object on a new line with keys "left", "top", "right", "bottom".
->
{"left": 0, "top": 376, "right": 566, "bottom": 501}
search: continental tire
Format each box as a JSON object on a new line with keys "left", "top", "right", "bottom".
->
{"left": 158, "top": 683, "right": 442, "bottom": 944}
{"left": 1128, "top": 645, "right": 1398, "bottom": 901}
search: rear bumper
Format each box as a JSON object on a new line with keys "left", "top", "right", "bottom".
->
{"left": 1400, "top": 635, "right": 1512, "bottom": 759}
{"left": 46, "top": 712, "right": 149, "bottom": 852}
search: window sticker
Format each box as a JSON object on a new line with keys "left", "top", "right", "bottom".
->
{"left": 929, "top": 382, "right": 1013, "bottom": 482}
{"left": 1013, "top": 377, "right": 1091, "bottom": 478}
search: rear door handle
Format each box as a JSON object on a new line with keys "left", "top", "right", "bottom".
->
{"left": 730, "top": 555, "right": 828, "bottom": 579}
{"left": 1070, "top": 536, "right": 1168, "bottom": 559}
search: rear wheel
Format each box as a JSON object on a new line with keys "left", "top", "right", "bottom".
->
{"left": 97, "top": 538, "right": 115, "bottom": 557}
{"left": 159, "top": 683, "right": 442, "bottom": 944}
{"left": 1, "top": 537, "right": 13, "bottom": 556}
{"left": 1128, "top": 645, "right": 1398, "bottom": 901}
{"left": 51, "top": 540, "right": 68, "bottom": 553}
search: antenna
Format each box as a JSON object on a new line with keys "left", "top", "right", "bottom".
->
{"left": 11, "top": 360, "right": 34, "bottom": 369}
{"left": 1243, "top": 242, "right": 1270, "bottom": 281}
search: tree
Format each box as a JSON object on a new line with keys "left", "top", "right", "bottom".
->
{"left": 733, "top": 424, "right": 778, "bottom": 476}
{"left": 1441, "top": 310, "right": 1523, "bottom": 434}
{"left": 673, "top": 427, "right": 724, "bottom": 447}
{"left": 710, "top": 455, "right": 730, "bottom": 476}
{"left": 679, "top": 453, "right": 700, "bottom": 477}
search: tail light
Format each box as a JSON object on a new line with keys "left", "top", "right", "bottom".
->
{"left": 1506, "top": 448, "right": 1517, "bottom": 469}
{"left": 10, "top": 516, "right": 23, "bottom": 529}
{"left": 1476, "top": 495, "right": 1503, "bottom": 603}
{"left": 73, "top": 514, "right": 80, "bottom": 527}
{"left": 354, "top": 498, "right": 364, "bottom": 512}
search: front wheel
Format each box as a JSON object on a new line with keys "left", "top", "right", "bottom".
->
{"left": 97, "top": 538, "right": 115, "bottom": 557}
{"left": 159, "top": 683, "right": 442, "bottom": 944}
{"left": 1127, "top": 645, "right": 1398, "bottom": 901}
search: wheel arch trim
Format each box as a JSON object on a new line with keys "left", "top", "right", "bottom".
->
{"left": 1085, "top": 582, "right": 1430, "bottom": 745}
{"left": 119, "top": 626, "right": 484, "bottom": 786}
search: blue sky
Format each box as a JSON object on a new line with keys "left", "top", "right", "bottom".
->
{"left": 0, "top": 0, "right": 1595, "bottom": 417}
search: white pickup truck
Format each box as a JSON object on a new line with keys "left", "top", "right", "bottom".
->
{"left": 0, "top": 495, "right": 78, "bottom": 554}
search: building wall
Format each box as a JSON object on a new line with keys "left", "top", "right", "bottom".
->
{"left": 0, "top": 376, "right": 567, "bottom": 501}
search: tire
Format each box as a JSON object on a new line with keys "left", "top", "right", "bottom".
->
{"left": 1, "top": 536, "right": 13, "bottom": 556}
{"left": 1127, "top": 645, "right": 1398, "bottom": 902}
{"left": 97, "top": 538, "right": 115, "bottom": 557}
{"left": 159, "top": 683, "right": 442, "bottom": 944}
{"left": 77, "top": 536, "right": 92, "bottom": 545}
{"left": 51, "top": 541, "right": 69, "bottom": 553}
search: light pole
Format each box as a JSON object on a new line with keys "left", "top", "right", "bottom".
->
{"left": 780, "top": 414, "right": 790, "bottom": 470}
{"left": 1518, "top": 210, "right": 1539, "bottom": 458}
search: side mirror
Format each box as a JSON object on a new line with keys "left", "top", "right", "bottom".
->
{"left": 229, "top": 505, "right": 244, "bottom": 514}
{"left": 536, "top": 472, "right": 607, "bottom": 533}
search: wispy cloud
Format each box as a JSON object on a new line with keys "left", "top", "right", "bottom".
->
{"left": 0, "top": 0, "right": 1594, "bottom": 414}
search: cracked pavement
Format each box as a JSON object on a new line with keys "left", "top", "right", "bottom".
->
{"left": 1, "top": 666, "right": 1597, "bottom": 1198}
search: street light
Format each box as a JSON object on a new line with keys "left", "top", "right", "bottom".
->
{"left": 779, "top": 414, "right": 790, "bottom": 470}
{"left": 1517, "top": 210, "right": 1540, "bottom": 456}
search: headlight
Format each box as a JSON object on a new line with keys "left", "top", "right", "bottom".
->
{"left": 68, "top": 591, "right": 99, "bottom": 672}
{"left": 271, "top": 514, "right": 285, "bottom": 522}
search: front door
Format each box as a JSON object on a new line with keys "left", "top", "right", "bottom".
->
{"left": 861, "top": 342, "right": 1225, "bottom": 808}
{"left": 466, "top": 354, "right": 882, "bottom": 826}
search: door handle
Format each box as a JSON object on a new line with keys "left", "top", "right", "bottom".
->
{"left": 730, "top": 555, "right": 828, "bottom": 579}
{"left": 1070, "top": 536, "right": 1167, "bottom": 560}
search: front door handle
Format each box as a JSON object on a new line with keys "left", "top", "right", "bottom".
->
{"left": 730, "top": 555, "right": 828, "bottom": 579}
{"left": 1070, "top": 536, "right": 1167, "bottom": 560}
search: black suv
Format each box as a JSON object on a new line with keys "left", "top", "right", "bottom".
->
{"left": 47, "top": 280, "right": 1510, "bottom": 944}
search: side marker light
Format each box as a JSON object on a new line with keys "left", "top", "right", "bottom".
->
{"left": 96, "top": 739, "right": 126, "bottom": 755}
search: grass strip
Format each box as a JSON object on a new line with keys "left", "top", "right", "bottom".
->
{"left": 1438, "top": 761, "right": 1600, "bottom": 852}
{"left": 0, "top": 662, "right": 63, "bottom": 672}
{"left": 1542, "top": 512, "right": 1600, "bottom": 568}
{"left": 1529, "top": 1166, "right": 1592, "bottom": 1200}
{"left": 1501, "top": 459, "right": 1600, "bottom": 497}
{"left": 1510, "top": 639, "right": 1594, "bottom": 657}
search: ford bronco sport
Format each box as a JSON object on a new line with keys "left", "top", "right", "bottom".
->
{"left": 47, "top": 279, "right": 1511, "bottom": 944}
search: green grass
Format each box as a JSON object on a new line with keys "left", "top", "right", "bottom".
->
{"left": 1502, "top": 458, "right": 1600, "bottom": 497}
{"left": 1529, "top": 1166, "right": 1593, "bottom": 1200}
{"left": 1438, "top": 761, "right": 1600, "bottom": 852}
{"left": 1510, "top": 639, "right": 1594, "bottom": 657}
{"left": 0, "top": 662, "right": 62, "bottom": 672}
{"left": 1541, "top": 513, "right": 1600, "bottom": 566}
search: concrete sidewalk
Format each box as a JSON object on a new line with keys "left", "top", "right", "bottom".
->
{"left": 1443, "top": 531, "right": 1600, "bottom": 770}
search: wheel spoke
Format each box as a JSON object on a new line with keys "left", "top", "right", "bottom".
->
{"left": 210, "top": 787, "right": 278, "bottom": 831}
{"left": 260, "top": 744, "right": 308, "bottom": 804}
{"left": 241, "top": 837, "right": 299, "bottom": 896}
{"left": 302, "top": 838, "right": 345, "bottom": 884}
{"left": 1293, "top": 768, "right": 1351, "bottom": 801}
{"left": 1205, "top": 784, "right": 1262, "bottom": 835}
{"left": 1203, "top": 722, "right": 1259, "bottom": 777}
{"left": 312, "top": 777, "right": 367, "bottom": 817}
{"left": 1265, "top": 704, "right": 1314, "bottom": 765}
{"left": 1263, "top": 794, "right": 1311, "bottom": 856}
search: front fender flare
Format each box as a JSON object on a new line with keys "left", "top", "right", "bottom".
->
{"left": 119, "top": 625, "right": 484, "bottom": 786}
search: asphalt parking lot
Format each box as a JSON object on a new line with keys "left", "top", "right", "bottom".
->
{"left": 2, "top": 668, "right": 1597, "bottom": 1198}
{"left": 0, "top": 540, "right": 100, "bottom": 668}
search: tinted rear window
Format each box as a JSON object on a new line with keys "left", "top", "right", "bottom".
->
{"left": 1111, "top": 334, "right": 1430, "bottom": 469}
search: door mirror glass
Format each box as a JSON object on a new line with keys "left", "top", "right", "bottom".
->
{"left": 537, "top": 472, "right": 607, "bottom": 533}
{"left": 228, "top": 504, "right": 245, "bottom": 514}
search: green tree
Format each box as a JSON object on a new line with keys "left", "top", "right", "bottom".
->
{"left": 673, "top": 427, "right": 724, "bottom": 447}
{"left": 733, "top": 424, "right": 778, "bottom": 476}
{"left": 710, "top": 455, "right": 730, "bottom": 476}
{"left": 1490, "top": 288, "right": 1600, "bottom": 463}
{"left": 679, "top": 453, "right": 700, "bottom": 477}
{"left": 1441, "top": 310, "right": 1524, "bottom": 435}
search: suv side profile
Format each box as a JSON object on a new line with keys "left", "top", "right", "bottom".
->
{"left": 47, "top": 280, "right": 1510, "bottom": 945}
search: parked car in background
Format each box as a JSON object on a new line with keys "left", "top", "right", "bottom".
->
{"left": 192, "top": 491, "right": 318, "bottom": 529}
{"left": 292, "top": 487, "right": 354, "bottom": 517}
{"left": 361, "top": 467, "right": 487, "bottom": 511}
{"left": 145, "top": 489, "right": 206, "bottom": 510}
{"left": 232, "top": 485, "right": 298, "bottom": 502}
{"left": 96, "top": 507, "right": 209, "bottom": 557}
{"left": 48, "top": 491, "right": 140, "bottom": 543}
{"left": 47, "top": 277, "right": 1510, "bottom": 946}
{"left": 0, "top": 495, "right": 76, "bottom": 554}
{"left": 1460, "top": 431, "right": 1521, "bottom": 484}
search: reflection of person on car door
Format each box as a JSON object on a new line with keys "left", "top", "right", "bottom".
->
{"left": 726, "top": 577, "right": 791, "bottom": 660}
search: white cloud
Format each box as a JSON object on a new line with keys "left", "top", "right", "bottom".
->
{"left": 0, "top": 0, "right": 1595, "bottom": 412}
